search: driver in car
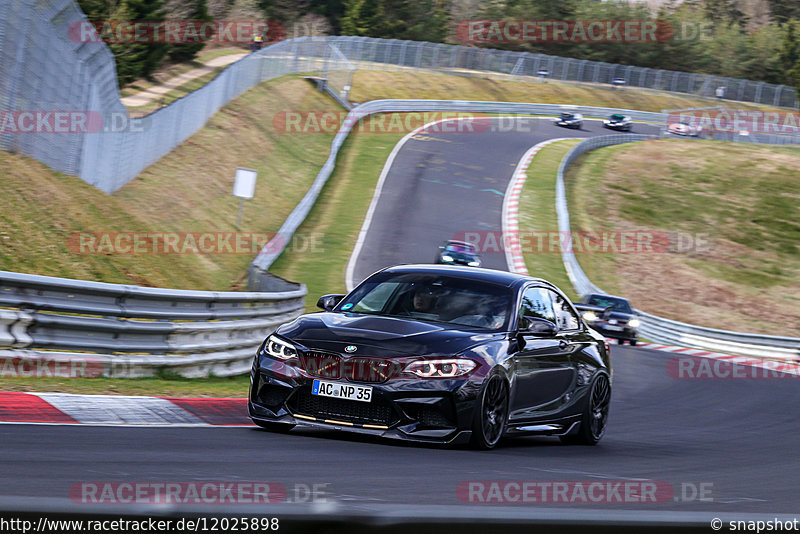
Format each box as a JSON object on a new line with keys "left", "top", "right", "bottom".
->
{"left": 410, "top": 286, "right": 437, "bottom": 315}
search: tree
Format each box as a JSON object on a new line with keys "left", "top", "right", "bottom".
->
{"left": 340, "top": 0, "right": 369, "bottom": 35}
{"left": 703, "top": 0, "right": 749, "bottom": 28}
{"left": 767, "top": 0, "right": 800, "bottom": 24}
{"left": 166, "top": 0, "right": 212, "bottom": 62}
{"left": 779, "top": 19, "right": 800, "bottom": 86}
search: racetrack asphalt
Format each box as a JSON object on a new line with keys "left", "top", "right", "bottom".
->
{"left": 2, "top": 346, "right": 799, "bottom": 512}
{"left": 349, "top": 117, "right": 660, "bottom": 286}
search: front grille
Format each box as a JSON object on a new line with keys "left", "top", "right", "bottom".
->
{"left": 300, "top": 351, "right": 341, "bottom": 379}
{"left": 289, "top": 389, "right": 397, "bottom": 427}
{"left": 344, "top": 358, "right": 398, "bottom": 383}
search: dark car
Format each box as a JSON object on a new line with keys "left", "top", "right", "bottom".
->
{"left": 603, "top": 114, "right": 632, "bottom": 132}
{"left": 249, "top": 265, "right": 611, "bottom": 449}
{"left": 555, "top": 112, "right": 583, "bottom": 129}
{"left": 436, "top": 240, "right": 481, "bottom": 267}
{"left": 575, "top": 293, "right": 640, "bottom": 345}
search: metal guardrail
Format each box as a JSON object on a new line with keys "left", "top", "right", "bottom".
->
{"left": 0, "top": 270, "right": 306, "bottom": 377}
{"left": 555, "top": 136, "right": 800, "bottom": 360}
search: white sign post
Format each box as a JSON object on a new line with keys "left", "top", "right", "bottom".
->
{"left": 233, "top": 167, "right": 258, "bottom": 228}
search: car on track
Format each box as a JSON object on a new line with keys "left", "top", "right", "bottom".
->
{"left": 603, "top": 114, "right": 633, "bottom": 132}
{"left": 249, "top": 265, "right": 612, "bottom": 449}
{"left": 555, "top": 112, "right": 583, "bottom": 129}
{"left": 575, "top": 293, "right": 640, "bottom": 345}
{"left": 435, "top": 240, "right": 481, "bottom": 267}
{"left": 667, "top": 119, "right": 702, "bottom": 137}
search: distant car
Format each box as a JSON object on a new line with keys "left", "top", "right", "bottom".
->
{"left": 603, "top": 114, "right": 632, "bottom": 132}
{"left": 667, "top": 120, "right": 702, "bottom": 137}
{"left": 611, "top": 77, "right": 626, "bottom": 86}
{"left": 555, "top": 112, "right": 583, "bottom": 129}
{"left": 436, "top": 240, "right": 481, "bottom": 267}
{"left": 574, "top": 294, "right": 639, "bottom": 345}
{"left": 248, "top": 265, "right": 612, "bottom": 448}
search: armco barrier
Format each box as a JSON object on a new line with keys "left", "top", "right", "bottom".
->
{"left": 0, "top": 270, "right": 306, "bottom": 377}
{"left": 554, "top": 135, "right": 800, "bottom": 360}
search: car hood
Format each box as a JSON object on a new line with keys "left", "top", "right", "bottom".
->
{"left": 276, "top": 312, "right": 503, "bottom": 357}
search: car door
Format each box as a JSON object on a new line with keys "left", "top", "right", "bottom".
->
{"left": 509, "top": 285, "right": 576, "bottom": 422}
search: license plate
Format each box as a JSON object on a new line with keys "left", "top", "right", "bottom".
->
{"left": 604, "top": 325, "right": 623, "bottom": 331}
{"left": 312, "top": 380, "right": 372, "bottom": 403}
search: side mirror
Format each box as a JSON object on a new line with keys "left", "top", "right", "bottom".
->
{"left": 521, "top": 316, "right": 558, "bottom": 336}
{"left": 317, "top": 294, "right": 345, "bottom": 311}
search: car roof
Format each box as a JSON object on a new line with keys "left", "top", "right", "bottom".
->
{"left": 380, "top": 264, "right": 546, "bottom": 288}
{"left": 444, "top": 240, "right": 475, "bottom": 249}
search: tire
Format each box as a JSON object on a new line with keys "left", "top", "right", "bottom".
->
{"left": 471, "top": 374, "right": 509, "bottom": 450}
{"left": 254, "top": 421, "right": 295, "bottom": 433}
{"left": 617, "top": 338, "right": 625, "bottom": 345}
{"left": 560, "top": 373, "right": 611, "bottom": 445}
{"left": 630, "top": 340, "right": 637, "bottom": 346}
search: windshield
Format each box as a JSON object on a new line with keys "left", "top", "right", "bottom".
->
{"left": 610, "top": 114, "right": 625, "bottom": 120}
{"left": 560, "top": 112, "right": 575, "bottom": 119}
{"left": 444, "top": 242, "right": 476, "bottom": 253}
{"left": 337, "top": 273, "right": 512, "bottom": 330}
{"left": 586, "top": 295, "right": 633, "bottom": 314}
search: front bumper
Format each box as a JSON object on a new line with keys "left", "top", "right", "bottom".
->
{"left": 604, "top": 123, "right": 630, "bottom": 130}
{"left": 249, "top": 362, "right": 482, "bottom": 445}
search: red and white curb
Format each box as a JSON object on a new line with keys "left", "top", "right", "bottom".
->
{"left": 0, "top": 392, "right": 252, "bottom": 426}
{"left": 630, "top": 341, "right": 800, "bottom": 376}
{"left": 503, "top": 138, "right": 572, "bottom": 275}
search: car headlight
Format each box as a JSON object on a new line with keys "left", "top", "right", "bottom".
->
{"left": 262, "top": 335, "right": 299, "bottom": 361}
{"left": 404, "top": 359, "right": 476, "bottom": 378}
{"left": 628, "top": 318, "right": 640, "bottom": 328}
{"left": 467, "top": 261, "right": 480, "bottom": 267}
{"left": 582, "top": 311, "right": 597, "bottom": 322}
{"left": 441, "top": 255, "right": 454, "bottom": 262}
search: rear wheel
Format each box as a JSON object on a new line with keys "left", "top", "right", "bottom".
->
{"left": 471, "top": 374, "right": 509, "bottom": 450}
{"left": 560, "top": 373, "right": 611, "bottom": 445}
{"left": 617, "top": 338, "right": 625, "bottom": 345}
{"left": 630, "top": 340, "right": 637, "bottom": 346}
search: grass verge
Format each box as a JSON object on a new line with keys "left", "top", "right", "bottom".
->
{"left": 567, "top": 138, "right": 800, "bottom": 335}
{"left": 0, "top": 76, "right": 337, "bottom": 290}
{"left": 268, "top": 126, "right": 408, "bottom": 311}
{"left": 517, "top": 140, "right": 583, "bottom": 300}
{"left": 349, "top": 71, "right": 780, "bottom": 113}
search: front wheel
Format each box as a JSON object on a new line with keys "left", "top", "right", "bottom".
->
{"left": 471, "top": 374, "right": 509, "bottom": 450}
{"left": 560, "top": 373, "right": 611, "bottom": 445}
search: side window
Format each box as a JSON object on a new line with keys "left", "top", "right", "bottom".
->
{"left": 549, "top": 290, "right": 581, "bottom": 330}
{"left": 519, "top": 287, "right": 555, "bottom": 323}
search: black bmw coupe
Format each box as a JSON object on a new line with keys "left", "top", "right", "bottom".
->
{"left": 249, "top": 265, "right": 611, "bottom": 449}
